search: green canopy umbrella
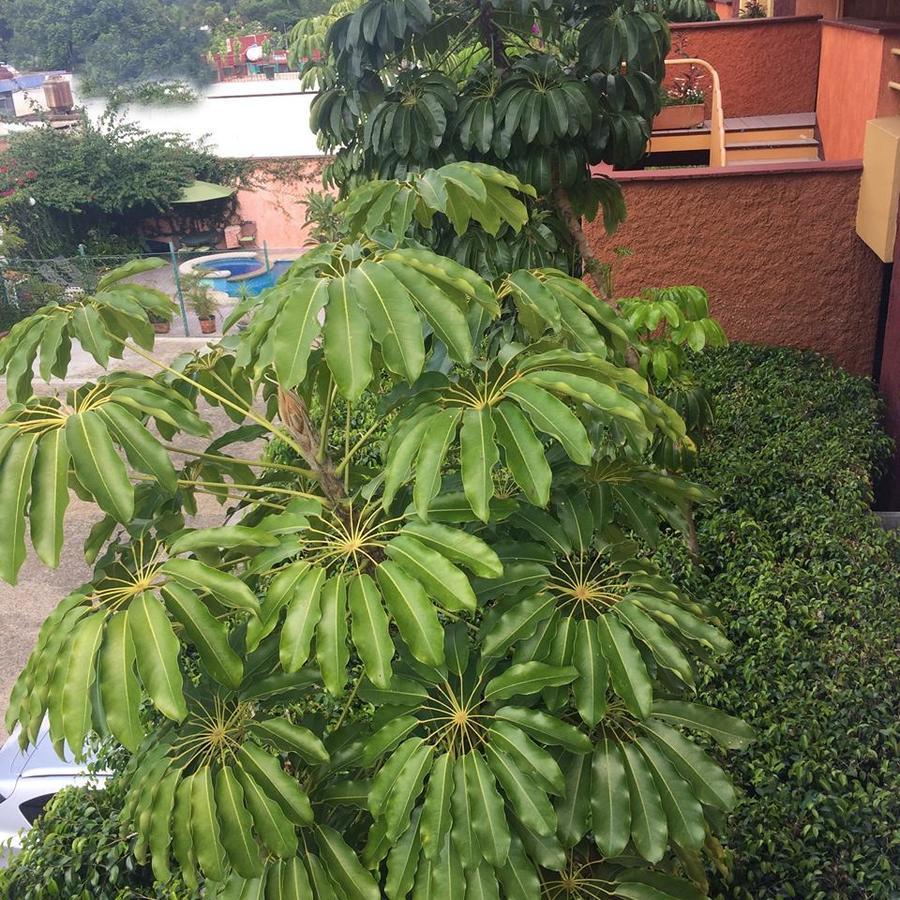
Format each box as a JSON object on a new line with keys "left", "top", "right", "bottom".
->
{"left": 171, "top": 179, "right": 236, "bottom": 204}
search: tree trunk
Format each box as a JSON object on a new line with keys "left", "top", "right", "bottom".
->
{"left": 277, "top": 387, "right": 346, "bottom": 502}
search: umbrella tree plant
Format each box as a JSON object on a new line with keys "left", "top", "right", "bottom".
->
{"left": 0, "top": 160, "right": 748, "bottom": 898}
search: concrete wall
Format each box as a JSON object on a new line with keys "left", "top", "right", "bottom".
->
{"left": 817, "top": 20, "right": 900, "bottom": 160}
{"left": 235, "top": 158, "right": 329, "bottom": 249}
{"left": 668, "top": 17, "right": 822, "bottom": 118}
{"left": 585, "top": 162, "right": 883, "bottom": 376}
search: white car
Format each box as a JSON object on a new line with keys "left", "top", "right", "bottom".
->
{"left": 0, "top": 724, "right": 106, "bottom": 865}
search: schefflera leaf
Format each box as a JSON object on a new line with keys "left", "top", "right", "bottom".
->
{"left": 381, "top": 347, "right": 688, "bottom": 523}
{"left": 234, "top": 241, "right": 499, "bottom": 400}
{"left": 0, "top": 378, "right": 207, "bottom": 584}
{"left": 357, "top": 647, "right": 587, "bottom": 889}
{"left": 496, "top": 491, "right": 732, "bottom": 721}
{"left": 123, "top": 696, "right": 351, "bottom": 892}
{"left": 265, "top": 504, "right": 502, "bottom": 694}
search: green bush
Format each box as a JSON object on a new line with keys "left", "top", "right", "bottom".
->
{"left": 0, "top": 775, "right": 197, "bottom": 899}
{"left": 659, "top": 344, "right": 899, "bottom": 898}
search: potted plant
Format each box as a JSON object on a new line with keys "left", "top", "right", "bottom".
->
{"left": 654, "top": 68, "right": 706, "bottom": 131}
{"left": 183, "top": 273, "right": 218, "bottom": 334}
{"left": 148, "top": 312, "right": 171, "bottom": 334}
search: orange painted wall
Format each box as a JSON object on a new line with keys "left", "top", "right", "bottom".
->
{"left": 585, "top": 163, "right": 883, "bottom": 376}
{"left": 235, "top": 158, "right": 329, "bottom": 249}
{"left": 668, "top": 18, "right": 821, "bottom": 118}
{"left": 711, "top": 1, "right": 734, "bottom": 18}
{"left": 794, "top": 0, "right": 840, "bottom": 15}
{"left": 817, "top": 22, "right": 900, "bottom": 161}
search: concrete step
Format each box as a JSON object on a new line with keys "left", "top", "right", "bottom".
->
{"left": 725, "top": 127, "right": 816, "bottom": 145}
{"left": 727, "top": 139, "right": 821, "bottom": 162}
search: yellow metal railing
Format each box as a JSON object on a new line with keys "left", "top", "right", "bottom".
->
{"left": 664, "top": 58, "right": 727, "bottom": 167}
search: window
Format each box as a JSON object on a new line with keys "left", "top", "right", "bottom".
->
{"left": 0, "top": 92, "right": 15, "bottom": 117}
{"left": 19, "top": 793, "right": 55, "bottom": 825}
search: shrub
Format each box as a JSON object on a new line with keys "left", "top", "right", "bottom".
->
{"left": 659, "top": 344, "right": 899, "bottom": 898}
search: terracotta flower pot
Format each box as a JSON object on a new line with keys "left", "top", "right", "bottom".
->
{"left": 654, "top": 103, "right": 705, "bottom": 131}
{"left": 152, "top": 320, "right": 171, "bottom": 334}
{"left": 199, "top": 316, "right": 217, "bottom": 335}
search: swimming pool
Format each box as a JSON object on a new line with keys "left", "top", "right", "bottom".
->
{"left": 194, "top": 257, "right": 293, "bottom": 297}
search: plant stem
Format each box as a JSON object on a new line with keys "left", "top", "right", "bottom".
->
{"left": 335, "top": 417, "right": 383, "bottom": 476}
{"left": 123, "top": 340, "right": 305, "bottom": 456}
{"left": 164, "top": 444, "right": 315, "bottom": 479}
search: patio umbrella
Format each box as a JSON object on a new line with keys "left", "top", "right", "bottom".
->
{"left": 171, "top": 180, "right": 236, "bottom": 204}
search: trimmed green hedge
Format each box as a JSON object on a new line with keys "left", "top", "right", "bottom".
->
{"left": 660, "top": 344, "right": 899, "bottom": 899}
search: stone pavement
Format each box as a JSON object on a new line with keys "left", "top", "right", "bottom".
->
{"left": 0, "top": 337, "right": 256, "bottom": 740}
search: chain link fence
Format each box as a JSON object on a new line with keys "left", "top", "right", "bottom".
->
{"left": 0, "top": 243, "right": 307, "bottom": 337}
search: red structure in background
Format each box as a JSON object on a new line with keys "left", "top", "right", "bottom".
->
{"left": 209, "top": 33, "right": 321, "bottom": 81}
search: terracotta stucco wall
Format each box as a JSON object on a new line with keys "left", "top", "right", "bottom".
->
{"left": 668, "top": 18, "right": 821, "bottom": 118}
{"left": 817, "top": 22, "right": 900, "bottom": 161}
{"left": 586, "top": 163, "right": 883, "bottom": 376}
{"left": 794, "top": 0, "right": 839, "bottom": 15}
{"left": 235, "top": 158, "right": 329, "bottom": 249}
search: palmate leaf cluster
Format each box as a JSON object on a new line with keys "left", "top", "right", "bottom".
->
{"left": 1, "top": 173, "right": 745, "bottom": 897}
{"left": 299, "top": 0, "right": 674, "bottom": 274}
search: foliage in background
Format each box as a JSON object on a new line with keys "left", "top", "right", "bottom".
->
{"left": 0, "top": 113, "right": 243, "bottom": 257}
{"left": 737, "top": 1, "right": 766, "bottom": 19}
{"left": 104, "top": 81, "right": 200, "bottom": 111}
{"left": 0, "top": 0, "right": 212, "bottom": 92}
{"left": 658, "top": 344, "right": 899, "bottom": 899}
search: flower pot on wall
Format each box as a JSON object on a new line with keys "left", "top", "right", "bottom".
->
{"left": 654, "top": 103, "right": 705, "bottom": 131}
{"left": 199, "top": 316, "right": 216, "bottom": 335}
{"left": 152, "top": 320, "right": 171, "bottom": 334}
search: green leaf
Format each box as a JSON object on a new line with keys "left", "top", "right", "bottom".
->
{"left": 573, "top": 618, "right": 608, "bottom": 726}
{"left": 190, "top": 766, "right": 227, "bottom": 882}
{"left": 460, "top": 408, "right": 499, "bottom": 523}
{"left": 449, "top": 754, "right": 476, "bottom": 869}
{"left": 324, "top": 275, "right": 373, "bottom": 400}
{"left": 279, "top": 566, "right": 326, "bottom": 672}
{"left": 66, "top": 410, "right": 134, "bottom": 521}
{"left": 272, "top": 279, "right": 329, "bottom": 388}
{"left": 597, "top": 613, "right": 652, "bottom": 718}
{"left": 29, "top": 430, "right": 70, "bottom": 568}
{"left": 377, "top": 561, "right": 445, "bottom": 667}
{"left": 237, "top": 742, "right": 314, "bottom": 826}
{"left": 317, "top": 573, "right": 350, "bottom": 695}
{"left": 401, "top": 521, "right": 502, "bottom": 578}
{"left": 555, "top": 751, "right": 591, "bottom": 848}
{"left": 161, "top": 558, "right": 260, "bottom": 614}
{"left": 487, "top": 720, "right": 564, "bottom": 795}
{"left": 98, "top": 610, "right": 143, "bottom": 752}
{"left": 72, "top": 305, "right": 113, "bottom": 367}
{"left": 316, "top": 824, "right": 380, "bottom": 900}
{"left": 161, "top": 582, "right": 243, "bottom": 688}
{"left": 252, "top": 718, "right": 329, "bottom": 764}
{"left": 650, "top": 700, "right": 755, "bottom": 750}
{"left": 98, "top": 403, "right": 177, "bottom": 493}
{"left": 492, "top": 401, "right": 551, "bottom": 507}
{"left": 386, "top": 808, "right": 422, "bottom": 900}
{"left": 235, "top": 764, "right": 298, "bottom": 858}
{"left": 172, "top": 775, "right": 200, "bottom": 889}
{"left": 386, "top": 534, "right": 477, "bottom": 612}
{"left": 420, "top": 752, "right": 454, "bottom": 860}
{"left": 505, "top": 381, "right": 592, "bottom": 465}
{"left": 216, "top": 765, "right": 263, "bottom": 878}
{"left": 348, "top": 573, "right": 394, "bottom": 689}
{"left": 349, "top": 261, "right": 425, "bottom": 382}
{"left": 465, "top": 750, "right": 510, "bottom": 867}
{"left": 484, "top": 662, "right": 577, "bottom": 702}
{"left": 497, "top": 832, "right": 540, "bottom": 900}
{"left": 306, "top": 852, "right": 339, "bottom": 900}
{"left": 413, "top": 408, "right": 461, "bottom": 518}
{"left": 636, "top": 737, "right": 705, "bottom": 851}
{"left": 640, "top": 719, "right": 737, "bottom": 811}
{"left": 148, "top": 770, "right": 179, "bottom": 883}
{"left": 384, "top": 743, "right": 434, "bottom": 841}
{"left": 485, "top": 744, "right": 556, "bottom": 837}
{"left": 622, "top": 742, "right": 667, "bottom": 863}
{"left": 128, "top": 591, "right": 187, "bottom": 722}
{"left": 481, "top": 591, "right": 555, "bottom": 660}
{"left": 61, "top": 613, "right": 106, "bottom": 753}
{"left": 280, "top": 856, "right": 313, "bottom": 897}
{"left": 591, "top": 734, "right": 632, "bottom": 857}
{"left": 168, "top": 525, "right": 280, "bottom": 554}
{"left": 494, "top": 706, "right": 591, "bottom": 754}
{"left": 0, "top": 434, "right": 38, "bottom": 583}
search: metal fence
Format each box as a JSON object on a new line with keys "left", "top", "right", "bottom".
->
{"left": 1, "top": 243, "right": 306, "bottom": 337}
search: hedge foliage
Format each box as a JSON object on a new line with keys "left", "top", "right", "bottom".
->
{"left": 659, "top": 344, "right": 899, "bottom": 898}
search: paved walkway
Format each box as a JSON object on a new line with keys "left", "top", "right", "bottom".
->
{"left": 0, "top": 337, "right": 261, "bottom": 740}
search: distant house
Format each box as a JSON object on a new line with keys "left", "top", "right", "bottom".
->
{"left": 0, "top": 67, "right": 74, "bottom": 120}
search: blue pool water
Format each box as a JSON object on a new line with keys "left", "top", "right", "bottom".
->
{"left": 197, "top": 257, "right": 293, "bottom": 297}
